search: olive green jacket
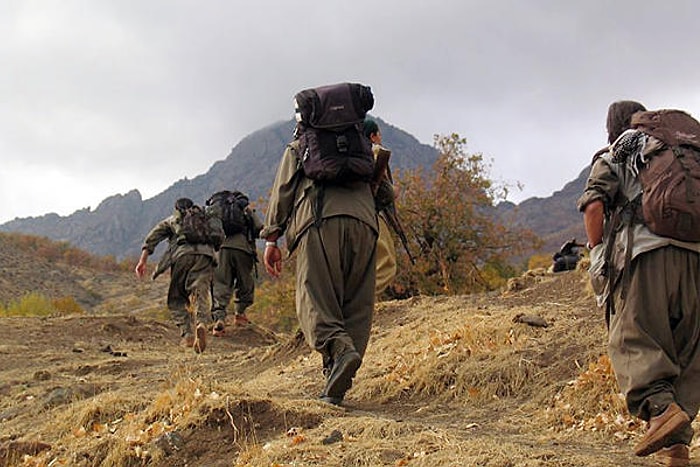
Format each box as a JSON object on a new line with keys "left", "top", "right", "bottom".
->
{"left": 221, "top": 206, "right": 264, "bottom": 254}
{"left": 142, "top": 211, "right": 221, "bottom": 279}
{"left": 261, "top": 140, "right": 378, "bottom": 251}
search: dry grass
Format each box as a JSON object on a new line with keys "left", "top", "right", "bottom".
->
{"left": 357, "top": 304, "right": 544, "bottom": 404}
{"left": 2, "top": 267, "right": 681, "bottom": 467}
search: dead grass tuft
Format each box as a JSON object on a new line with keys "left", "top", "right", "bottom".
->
{"left": 545, "top": 354, "right": 642, "bottom": 440}
{"left": 249, "top": 416, "right": 450, "bottom": 467}
{"left": 357, "top": 303, "right": 549, "bottom": 405}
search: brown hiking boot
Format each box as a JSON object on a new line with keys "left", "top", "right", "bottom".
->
{"left": 654, "top": 444, "right": 689, "bottom": 467}
{"left": 193, "top": 323, "right": 207, "bottom": 353}
{"left": 212, "top": 320, "right": 226, "bottom": 337}
{"left": 233, "top": 314, "right": 250, "bottom": 326}
{"left": 634, "top": 403, "right": 691, "bottom": 457}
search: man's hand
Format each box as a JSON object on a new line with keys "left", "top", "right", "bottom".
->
{"left": 264, "top": 245, "right": 282, "bottom": 278}
{"left": 583, "top": 200, "right": 605, "bottom": 248}
{"left": 135, "top": 250, "right": 149, "bottom": 279}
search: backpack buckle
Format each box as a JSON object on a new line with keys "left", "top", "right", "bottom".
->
{"left": 336, "top": 135, "right": 348, "bottom": 153}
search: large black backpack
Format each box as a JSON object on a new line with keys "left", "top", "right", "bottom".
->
{"left": 294, "top": 83, "right": 375, "bottom": 183}
{"left": 206, "top": 190, "right": 249, "bottom": 236}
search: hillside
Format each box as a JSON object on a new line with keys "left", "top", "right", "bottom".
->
{"left": 497, "top": 167, "right": 589, "bottom": 256}
{"left": 0, "top": 118, "right": 438, "bottom": 261}
{"left": 0, "top": 233, "right": 166, "bottom": 313}
{"left": 2, "top": 260, "right": 696, "bottom": 466}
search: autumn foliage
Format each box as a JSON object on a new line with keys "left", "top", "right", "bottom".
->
{"left": 390, "top": 134, "right": 539, "bottom": 296}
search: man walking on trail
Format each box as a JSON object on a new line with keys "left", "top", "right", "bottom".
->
{"left": 207, "top": 190, "right": 263, "bottom": 336}
{"left": 364, "top": 118, "right": 398, "bottom": 296}
{"left": 261, "top": 82, "right": 378, "bottom": 406}
{"left": 578, "top": 100, "right": 700, "bottom": 466}
{"left": 135, "top": 197, "right": 224, "bottom": 354}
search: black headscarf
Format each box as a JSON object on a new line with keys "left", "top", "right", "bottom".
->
{"left": 606, "top": 100, "right": 647, "bottom": 144}
{"left": 175, "top": 197, "right": 194, "bottom": 212}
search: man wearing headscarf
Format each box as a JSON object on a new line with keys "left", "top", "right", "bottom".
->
{"left": 578, "top": 101, "right": 700, "bottom": 466}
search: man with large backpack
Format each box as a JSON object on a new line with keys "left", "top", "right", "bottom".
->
{"left": 261, "top": 82, "right": 378, "bottom": 406}
{"left": 135, "top": 197, "right": 224, "bottom": 353}
{"left": 206, "top": 190, "right": 263, "bottom": 336}
{"left": 578, "top": 101, "right": 700, "bottom": 466}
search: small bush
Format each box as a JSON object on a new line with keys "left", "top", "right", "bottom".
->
{"left": 2, "top": 292, "right": 55, "bottom": 317}
{"left": 0, "top": 293, "right": 84, "bottom": 317}
{"left": 248, "top": 255, "right": 298, "bottom": 333}
{"left": 527, "top": 253, "right": 552, "bottom": 271}
{"left": 52, "top": 296, "right": 85, "bottom": 315}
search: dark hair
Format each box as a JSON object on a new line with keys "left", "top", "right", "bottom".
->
{"left": 606, "top": 100, "right": 647, "bottom": 144}
{"left": 363, "top": 118, "right": 379, "bottom": 138}
{"left": 175, "top": 197, "right": 194, "bottom": 211}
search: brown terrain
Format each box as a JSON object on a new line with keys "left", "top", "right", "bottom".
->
{"left": 1, "top": 234, "right": 698, "bottom": 467}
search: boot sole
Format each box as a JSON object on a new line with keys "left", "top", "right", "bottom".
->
{"left": 635, "top": 410, "right": 690, "bottom": 457}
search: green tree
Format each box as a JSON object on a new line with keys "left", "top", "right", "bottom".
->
{"left": 392, "top": 133, "right": 539, "bottom": 295}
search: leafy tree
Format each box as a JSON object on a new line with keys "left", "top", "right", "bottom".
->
{"left": 391, "top": 134, "right": 539, "bottom": 296}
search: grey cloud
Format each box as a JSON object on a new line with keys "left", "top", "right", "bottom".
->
{"left": 2, "top": 0, "right": 700, "bottom": 222}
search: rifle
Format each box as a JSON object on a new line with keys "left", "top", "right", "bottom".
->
{"left": 371, "top": 144, "right": 416, "bottom": 265}
{"left": 381, "top": 204, "right": 416, "bottom": 265}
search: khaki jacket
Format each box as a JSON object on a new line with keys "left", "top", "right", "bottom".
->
{"left": 261, "top": 140, "right": 378, "bottom": 251}
{"left": 578, "top": 146, "right": 700, "bottom": 306}
{"left": 142, "top": 213, "right": 218, "bottom": 265}
{"left": 221, "top": 206, "right": 264, "bottom": 254}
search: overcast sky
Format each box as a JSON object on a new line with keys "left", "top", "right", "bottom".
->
{"left": 3, "top": 1, "right": 700, "bottom": 224}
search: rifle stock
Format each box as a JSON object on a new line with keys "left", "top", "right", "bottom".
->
{"left": 372, "top": 146, "right": 391, "bottom": 195}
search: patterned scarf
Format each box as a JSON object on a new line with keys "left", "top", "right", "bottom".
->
{"left": 610, "top": 129, "right": 649, "bottom": 178}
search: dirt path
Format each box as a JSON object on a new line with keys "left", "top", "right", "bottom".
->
{"left": 1, "top": 271, "right": 697, "bottom": 466}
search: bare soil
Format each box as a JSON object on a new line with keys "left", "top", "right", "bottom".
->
{"left": 1, "top": 267, "right": 698, "bottom": 466}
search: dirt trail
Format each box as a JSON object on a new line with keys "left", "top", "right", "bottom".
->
{"left": 1, "top": 269, "right": 697, "bottom": 466}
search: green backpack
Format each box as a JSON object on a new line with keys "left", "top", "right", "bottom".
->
{"left": 175, "top": 204, "right": 224, "bottom": 249}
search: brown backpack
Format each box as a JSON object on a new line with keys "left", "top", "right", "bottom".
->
{"left": 631, "top": 109, "right": 700, "bottom": 242}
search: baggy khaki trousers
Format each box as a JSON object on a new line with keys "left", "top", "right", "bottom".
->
{"left": 609, "top": 246, "right": 700, "bottom": 424}
{"left": 295, "top": 216, "right": 377, "bottom": 361}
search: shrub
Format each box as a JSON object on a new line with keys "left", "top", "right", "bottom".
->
{"left": 527, "top": 253, "right": 552, "bottom": 271}
{"left": 394, "top": 134, "right": 540, "bottom": 296}
{"left": 0, "top": 293, "right": 84, "bottom": 317}
{"left": 2, "top": 292, "right": 55, "bottom": 317}
{"left": 52, "top": 296, "right": 86, "bottom": 315}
